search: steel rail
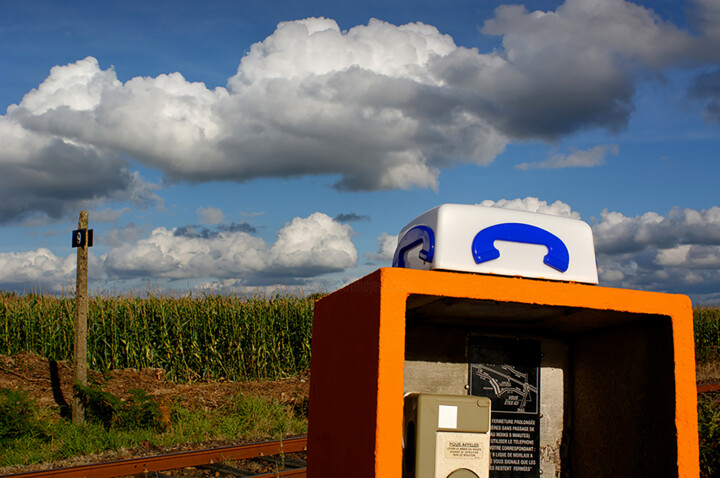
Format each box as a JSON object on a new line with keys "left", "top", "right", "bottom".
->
{"left": 697, "top": 381, "right": 720, "bottom": 394}
{"left": 4, "top": 437, "right": 307, "bottom": 478}
{"left": 254, "top": 469, "right": 307, "bottom": 478}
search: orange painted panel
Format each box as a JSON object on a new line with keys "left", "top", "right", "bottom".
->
{"left": 307, "top": 271, "right": 383, "bottom": 477}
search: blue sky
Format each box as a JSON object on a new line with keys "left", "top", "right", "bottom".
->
{"left": 1, "top": 0, "right": 720, "bottom": 302}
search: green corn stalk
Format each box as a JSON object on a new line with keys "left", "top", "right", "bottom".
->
{"left": 0, "top": 290, "right": 318, "bottom": 382}
{"left": 695, "top": 306, "right": 720, "bottom": 363}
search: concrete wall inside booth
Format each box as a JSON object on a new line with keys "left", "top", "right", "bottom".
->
{"left": 403, "top": 294, "right": 677, "bottom": 477}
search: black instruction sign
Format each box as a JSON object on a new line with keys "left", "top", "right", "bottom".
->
{"left": 469, "top": 336, "right": 541, "bottom": 477}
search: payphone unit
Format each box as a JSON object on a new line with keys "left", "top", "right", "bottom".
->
{"left": 403, "top": 394, "right": 491, "bottom": 478}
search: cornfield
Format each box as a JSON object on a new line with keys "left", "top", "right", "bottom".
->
{"left": 1, "top": 291, "right": 719, "bottom": 381}
{"left": 0, "top": 291, "right": 317, "bottom": 382}
{"left": 694, "top": 305, "right": 720, "bottom": 363}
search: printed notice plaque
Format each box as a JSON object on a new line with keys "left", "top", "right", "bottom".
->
{"left": 469, "top": 337, "right": 541, "bottom": 477}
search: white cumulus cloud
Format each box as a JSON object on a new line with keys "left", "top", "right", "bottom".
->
{"left": 2, "top": 1, "right": 720, "bottom": 223}
{"left": 0, "top": 213, "right": 357, "bottom": 291}
{"left": 267, "top": 212, "right": 358, "bottom": 276}
{"left": 477, "top": 197, "right": 581, "bottom": 219}
{"left": 103, "top": 212, "right": 357, "bottom": 286}
{"left": 0, "top": 248, "right": 100, "bottom": 293}
{"left": 593, "top": 206, "right": 720, "bottom": 254}
{"left": 593, "top": 206, "right": 720, "bottom": 300}
{"left": 366, "top": 232, "right": 398, "bottom": 262}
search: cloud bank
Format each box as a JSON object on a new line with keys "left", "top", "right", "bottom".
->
{"left": 480, "top": 198, "right": 720, "bottom": 302}
{"left": 593, "top": 207, "right": 720, "bottom": 299}
{"left": 2, "top": 0, "right": 719, "bottom": 223}
{"left": 0, "top": 213, "right": 357, "bottom": 292}
{"left": 4, "top": 198, "right": 720, "bottom": 302}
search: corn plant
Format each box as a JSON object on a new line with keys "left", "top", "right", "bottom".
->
{"left": 0, "top": 291, "right": 317, "bottom": 382}
{"left": 694, "top": 306, "right": 720, "bottom": 363}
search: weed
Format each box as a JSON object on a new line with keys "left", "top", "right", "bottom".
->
{"left": 76, "top": 384, "right": 166, "bottom": 432}
{"left": 165, "top": 393, "right": 307, "bottom": 444}
{"left": 698, "top": 393, "right": 720, "bottom": 478}
{"left": 77, "top": 384, "right": 122, "bottom": 429}
{"left": 123, "top": 389, "right": 166, "bottom": 432}
{"left": 229, "top": 394, "right": 298, "bottom": 440}
{"left": 0, "top": 388, "right": 46, "bottom": 444}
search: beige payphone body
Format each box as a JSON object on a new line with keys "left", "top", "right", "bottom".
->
{"left": 403, "top": 393, "right": 492, "bottom": 478}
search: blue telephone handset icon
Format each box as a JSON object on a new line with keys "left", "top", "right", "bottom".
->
{"left": 393, "top": 225, "right": 435, "bottom": 268}
{"left": 471, "top": 223, "right": 570, "bottom": 272}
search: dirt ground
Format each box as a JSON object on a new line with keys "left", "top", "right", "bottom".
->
{"left": 0, "top": 352, "right": 310, "bottom": 473}
{"left": 697, "top": 359, "right": 720, "bottom": 383}
{"left": 0, "top": 352, "right": 309, "bottom": 412}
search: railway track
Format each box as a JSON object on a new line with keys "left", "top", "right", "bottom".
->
{"left": 4, "top": 437, "right": 308, "bottom": 478}
{"left": 697, "top": 380, "right": 720, "bottom": 394}
{"left": 4, "top": 381, "right": 719, "bottom": 478}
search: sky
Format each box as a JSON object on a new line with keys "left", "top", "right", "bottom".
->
{"left": 1, "top": 0, "right": 720, "bottom": 302}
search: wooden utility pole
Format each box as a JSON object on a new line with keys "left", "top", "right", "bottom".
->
{"left": 72, "top": 211, "right": 90, "bottom": 425}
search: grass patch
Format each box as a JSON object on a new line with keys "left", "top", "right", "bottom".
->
{"left": 1, "top": 418, "right": 161, "bottom": 467}
{"left": 699, "top": 393, "right": 720, "bottom": 478}
{"left": 0, "top": 387, "right": 307, "bottom": 470}
{"left": 168, "top": 394, "right": 307, "bottom": 445}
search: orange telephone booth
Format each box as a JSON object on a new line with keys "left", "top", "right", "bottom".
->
{"left": 307, "top": 206, "right": 698, "bottom": 477}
